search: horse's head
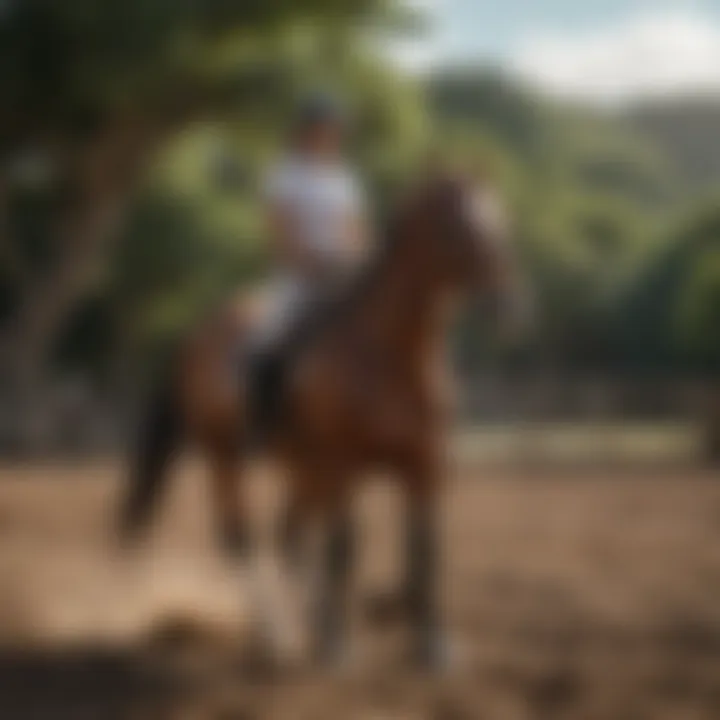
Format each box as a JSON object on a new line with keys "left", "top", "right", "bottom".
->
{"left": 403, "top": 171, "right": 531, "bottom": 335}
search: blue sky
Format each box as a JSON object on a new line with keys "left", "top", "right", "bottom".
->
{"left": 391, "top": 0, "right": 720, "bottom": 103}
{"left": 415, "top": 0, "right": 720, "bottom": 58}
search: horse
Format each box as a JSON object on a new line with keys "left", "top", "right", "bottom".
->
{"left": 118, "top": 170, "right": 524, "bottom": 669}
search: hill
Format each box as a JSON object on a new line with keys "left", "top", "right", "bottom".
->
{"left": 623, "top": 97, "right": 720, "bottom": 195}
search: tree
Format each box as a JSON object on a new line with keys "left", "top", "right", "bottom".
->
{"left": 675, "top": 248, "right": 720, "bottom": 371}
{"left": 0, "top": 0, "right": 400, "bottom": 447}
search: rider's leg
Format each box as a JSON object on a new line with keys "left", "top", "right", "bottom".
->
{"left": 247, "top": 347, "right": 285, "bottom": 446}
{"left": 244, "top": 279, "right": 310, "bottom": 446}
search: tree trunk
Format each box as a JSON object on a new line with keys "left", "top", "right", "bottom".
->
{"left": 4, "top": 197, "right": 126, "bottom": 452}
{"left": 1, "top": 118, "right": 164, "bottom": 452}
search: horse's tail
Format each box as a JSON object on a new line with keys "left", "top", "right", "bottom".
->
{"left": 118, "top": 368, "right": 183, "bottom": 543}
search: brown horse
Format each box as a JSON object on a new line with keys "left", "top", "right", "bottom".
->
{"left": 119, "top": 171, "right": 522, "bottom": 668}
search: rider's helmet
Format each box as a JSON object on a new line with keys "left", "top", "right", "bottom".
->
{"left": 292, "top": 90, "right": 350, "bottom": 141}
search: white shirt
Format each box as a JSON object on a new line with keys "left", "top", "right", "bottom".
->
{"left": 264, "top": 155, "right": 364, "bottom": 266}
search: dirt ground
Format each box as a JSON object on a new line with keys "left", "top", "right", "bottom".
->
{"left": 0, "top": 458, "right": 718, "bottom": 719}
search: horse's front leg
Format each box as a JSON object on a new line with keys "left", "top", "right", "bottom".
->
{"left": 314, "top": 498, "right": 354, "bottom": 665}
{"left": 278, "top": 486, "right": 308, "bottom": 576}
{"left": 401, "top": 449, "right": 444, "bottom": 669}
{"left": 291, "top": 460, "right": 355, "bottom": 666}
{"left": 208, "top": 448, "right": 250, "bottom": 559}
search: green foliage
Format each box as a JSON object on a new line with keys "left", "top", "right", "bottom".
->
{"left": 9, "top": 14, "right": 716, "bottom": 382}
{"left": 675, "top": 248, "right": 720, "bottom": 371}
{"left": 100, "top": 63, "right": 719, "bottom": 379}
{"left": 611, "top": 197, "right": 720, "bottom": 375}
{"left": 1, "top": 0, "right": 415, "bottom": 378}
{"left": 426, "top": 69, "right": 550, "bottom": 165}
{"left": 628, "top": 98, "right": 720, "bottom": 195}
{"left": 110, "top": 127, "right": 268, "bottom": 355}
{"left": 1, "top": 0, "right": 391, "bottom": 118}
{"left": 423, "top": 67, "right": 719, "bottom": 377}
{"left": 99, "top": 33, "right": 428, "bottom": 360}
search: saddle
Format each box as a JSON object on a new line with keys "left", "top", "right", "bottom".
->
{"left": 243, "top": 265, "right": 374, "bottom": 447}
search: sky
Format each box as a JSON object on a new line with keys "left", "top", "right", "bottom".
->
{"left": 390, "top": 0, "right": 720, "bottom": 105}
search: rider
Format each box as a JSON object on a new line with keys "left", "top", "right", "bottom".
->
{"left": 249, "top": 91, "right": 369, "bottom": 441}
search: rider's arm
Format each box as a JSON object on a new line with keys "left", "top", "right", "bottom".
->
{"left": 340, "top": 171, "right": 370, "bottom": 265}
{"left": 342, "top": 209, "right": 369, "bottom": 266}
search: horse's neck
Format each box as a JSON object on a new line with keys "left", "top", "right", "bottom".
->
{"left": 361, "top": 237, "right": 454, "bottom": 369}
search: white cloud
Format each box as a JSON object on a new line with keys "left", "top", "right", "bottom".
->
{"left": 509, "top": 10, "right": 720, "bottom": 105}
{"left": 387, "top": 37, "right": 443, "bottom": 72}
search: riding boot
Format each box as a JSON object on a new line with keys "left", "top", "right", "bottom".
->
{"left": 247, "top": 348, "right": 283, "bottom": 448}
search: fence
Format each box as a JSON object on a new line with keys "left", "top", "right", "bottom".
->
{"left": 461, "top": 376, "right": 712, "bottom": 423}
{"left": 0, "top": 375, "right": 716, "bottom": 463}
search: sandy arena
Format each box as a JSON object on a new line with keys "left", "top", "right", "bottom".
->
{"left": 0, "top": 457, "right": 718, "bottom": 719}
